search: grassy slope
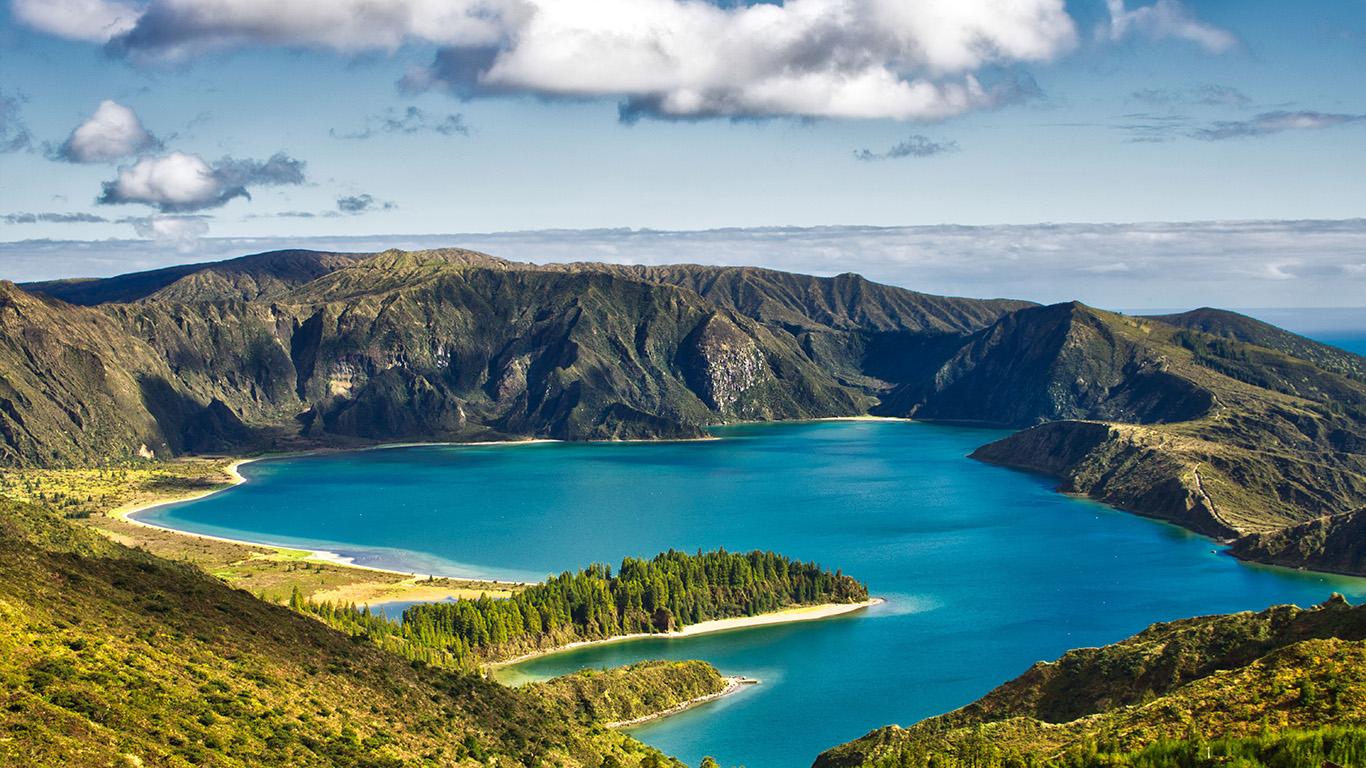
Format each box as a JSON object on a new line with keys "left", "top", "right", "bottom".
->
{"left": 813, "top": 598, "right": 1366, "bottom": 768}
{"left": 0, "top": 499, "right": 681, "bottom": 767}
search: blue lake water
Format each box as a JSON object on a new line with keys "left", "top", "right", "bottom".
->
{"left": 140, "top": 420, "right": 1366, "bottom": 767}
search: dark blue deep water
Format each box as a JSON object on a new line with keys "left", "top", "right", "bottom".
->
{"left": 141, "top": 421, "right": 1366, "bottom": 767}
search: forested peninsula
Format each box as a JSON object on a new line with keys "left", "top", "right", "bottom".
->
{"left": 294, "top": 549, "right": 871, "bottom": 668}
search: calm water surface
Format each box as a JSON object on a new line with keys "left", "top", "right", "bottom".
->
{"left": 142, "top": 421, "right": 1366, "bottom": 767}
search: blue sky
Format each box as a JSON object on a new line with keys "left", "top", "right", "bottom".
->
{"left": 0, "top": 0, "right": 1363, "bottom": 307}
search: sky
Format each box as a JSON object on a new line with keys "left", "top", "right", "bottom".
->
{"left": 0, "top": 0, "right": 1363, "bottom": 308}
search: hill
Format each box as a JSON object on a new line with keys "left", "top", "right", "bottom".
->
{"left": 1146, "top": 307, "right": 1366, "bottom": 381}
{"left": 0, "top": 497, "right": 688, "bottom": 767}
{"left": 1229, "top": 508, "right": 1366, "bottom": 576}
{"left": 4, "top": 249, "right": 1029, "bottom": 462}
{"left": 812, "top": 597, "right": 1366, "bottom": 768}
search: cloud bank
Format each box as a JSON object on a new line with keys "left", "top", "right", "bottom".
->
{"left": 4, "top": 220, "right": 1363, "bottom": 309}
{"left": 97, "top": 151, "right": 306, "bottom": 212}
{"left": 56, "top": 100, "right": 160, "bottom": 162}
{"left": 8, "top": 0, "right": 1152, "bottom": 121}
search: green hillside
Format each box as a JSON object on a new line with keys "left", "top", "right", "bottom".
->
{"left": 813, "top": 597, "right": 1366, "bottom": 768}
{"left": 0, "top": 497, "right": 698, "bottom": 767}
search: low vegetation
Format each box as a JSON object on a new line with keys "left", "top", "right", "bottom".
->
{"left": 0, "top": 457, "right": 235, "bottom": 519}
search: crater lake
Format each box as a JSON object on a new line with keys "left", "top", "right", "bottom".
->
{"left": 138, "top": 420, "right": 1366, "bottom": 767}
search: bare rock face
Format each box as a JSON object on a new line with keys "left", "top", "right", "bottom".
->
{"left": 683, "top": 314, "right": 769, "bottom": 413}
{"left": 495, "top": 354, "right": 532, "bottom": 403}
{"left": 321, "top": 368, "right": 466, "bottom": 440}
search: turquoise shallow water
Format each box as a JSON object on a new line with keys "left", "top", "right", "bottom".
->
{"left": 141, "top": 421, "right": 1366, "bottom": 767}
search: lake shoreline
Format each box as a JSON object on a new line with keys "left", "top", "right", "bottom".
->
{"left": 103, "top": 421, "right": 907, "bottom": 598}
{"left": 114, "top": 437, "right": 555, "bottom": 583}
{"left": 103, "top": 436, "right": 897, "bottom": 619}
{"left": 489, "top": 598, "right": 885, "bottom": 672}
{"left": 605, "top": 676, "right": 761, "bottom": 729}
{"left": 106, "top": 440, "right": 561, "bottom": 601}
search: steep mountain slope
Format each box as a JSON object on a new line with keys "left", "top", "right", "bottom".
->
{"left": 877, "top": 303, "right": 1215, "bottom": 426}
{"left": 5, "top": 249, "right": 1031, "bottom": 464}
{"left": 0, "top": 498, "right": 680, "bottom": 767}
{"left": 0, "top": 281, "right": 219, "bottom": 465}
{"left": 813, "top": 597, "right": 1366, "bottom": 768}
{"left": 587, "top": 264, "right": 1032, "bottom": 333}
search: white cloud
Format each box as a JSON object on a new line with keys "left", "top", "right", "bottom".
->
{"left": 455, "top": 0, "right": 1077, "bottom": 120}
{"left": 108, "top": 0, "right": 521, "bottom": 58}
{"left": 23, "top": 0, "right": 1079, "bottom": 121}
{"left": 1104, "top": 0, "right": 1237, "bottom": 53}
{"left": 57, "top": 100, "right": 159, "bottom": 163}
{"left": 98, "top": 151, "right": 306, "bottom": 212}
{"left": 100, "top": 152, "right": 227, "bottom": 210}
{"left": 11, "top": 0, "right": 142, "bottom": 43}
